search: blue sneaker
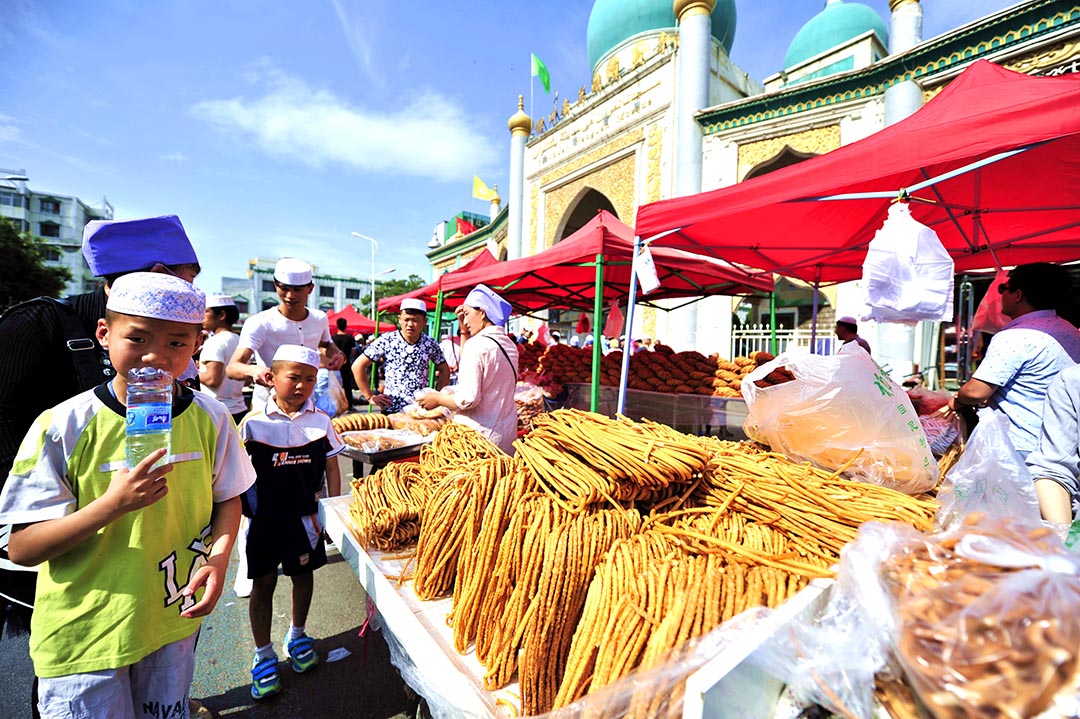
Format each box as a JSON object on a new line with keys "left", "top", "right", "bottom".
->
{"left": 284, "top": 634, "right": 319, "bottom": 673}
{"left": 250, "top": 655, "right": 281, "bottom": 700}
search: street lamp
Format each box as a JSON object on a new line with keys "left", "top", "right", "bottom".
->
{"left": 351, "top": 232, "right": 380, "bottom": 319}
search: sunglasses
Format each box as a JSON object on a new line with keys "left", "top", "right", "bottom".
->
{"left": 997, "top": 283, "right": 1016, "bottom": 295}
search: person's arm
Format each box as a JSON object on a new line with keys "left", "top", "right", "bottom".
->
{"left": 352, "top": 354, "right": 392, "bottom": 410}
{"left": 949, "top": 377, "right": 997, "bottom": 410}
{"left": 8, "top": 448, "right": 171, "bottom": 566}
{"left": 434, "top": 362, "right": 451, "bottom": 390}
{"left": 1028, "top": 372, "right": 1080, "bottom": 524}
{"left": 320, "top": 340, "right": 345, "bottom": 371}
{"left": 226, "top": 346, "right": 272, "bottom": 387}
{"left": 180, "top": 495, "right": 242, "bottom": 618}
{"left": 324, "top": 456, "right": 342, "bottom": 498}
{"left": 199, "top": 360, "right": 225, "bottom": 389}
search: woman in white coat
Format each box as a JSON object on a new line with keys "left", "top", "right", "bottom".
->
{"left": 417, "top": 284, "right": 519, "bottom": 454}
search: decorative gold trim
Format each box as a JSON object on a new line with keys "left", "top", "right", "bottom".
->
{"left": 544, "top": 153, "right": 637, "bottom": 249}
{"left": 1004, "top": 39, "right": 1080, "bottom": 74}
{"left": 646, "top": 123, "right": 664, "bottom": 203}
{"left": 737, "top": 125, "right": 840, "bottom": 180}
{"left": 674, "top": 0, "right": 716, "bottom": 21}
{"left": 888, "top": 0, "right": 920, "bottom": 10}
{"left": 529, "top": 184, "right": 539, "bottom": 256}
{"left": 541, "top": 127, "right": 645, "bottom": 187}
{"left": 508, "top": 95, "right": 532, "bottom": 136}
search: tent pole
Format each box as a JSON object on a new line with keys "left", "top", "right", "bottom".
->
{"left": 810, "top": 266, "right": 821, "bottom": 354}
{"left": 617, "top": 238, "right": 642, "bottom": 415}
{"left": 367, "top": 307, "right": 384, "bottom": 415}
{"left": 591, "top": 253, "right": 604, "bottom": 413}
{"left": 429, "top": 290, "right": 445, "bottom": 387}
{"left": 769, "top": 290, "right": 778, "bottom": 355}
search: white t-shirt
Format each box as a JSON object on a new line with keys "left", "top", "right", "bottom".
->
{"left": 200, "top": 330, "right": 247, "bottom": 414}
{"left": 238, "top": 306, "right": 331, "bottom": 404}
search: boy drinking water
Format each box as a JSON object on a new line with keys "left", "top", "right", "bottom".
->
{"left": 0, "top": 272, "right": 255, "bottom": 718}
{"left": 236, "top": 344, "right": 343, "bottom": 700}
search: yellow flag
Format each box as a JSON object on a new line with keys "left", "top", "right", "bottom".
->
{"left": 472, "top": 175, "right": 498, "bottom": 202}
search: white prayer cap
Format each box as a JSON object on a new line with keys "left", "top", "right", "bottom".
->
{"left": 464, "top": 284, "right": 511, "bottom": 326}
{"left": 272, "top": 344, "right": 320, "bottom": 369}
{"left": 206, "top": 293, "right": 235, "bottom": 308}
{"left": 106, "top": 272, "right": 206, "bottom": 324}
{"left": 400, "top": 298, "right": 428, "bottom": 314}
{"left": 274, "top": 257, "right": 312, "bottom": 285}
{"left": 837, "top": 316, "right": 858, "bottom": 325}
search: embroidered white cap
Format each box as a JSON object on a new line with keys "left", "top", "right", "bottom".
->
{"left": 837, "top": 316, "right": 858, "bottom": 325}
{"left": 400, "top": 298, "right": 428, "bottom": 314}
{"left": 272, "top": 344, "right": 320, "bottom": 369}
{"left": 274, "top": 258, "right": 313, "bottom": 285}
{"left": 206, "top": 293, "right": 235, "bottom": 308}
{"left": 106, "top": 272, "right": 205, "bottom": 324}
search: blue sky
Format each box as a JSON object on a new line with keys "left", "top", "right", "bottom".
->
{"left": 0, "top": 0, "right": 1015, "bottom": 296}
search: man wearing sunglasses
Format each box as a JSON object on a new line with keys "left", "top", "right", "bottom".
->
{"left": 950, "top": 262, "right": 1080, "bottom": 459}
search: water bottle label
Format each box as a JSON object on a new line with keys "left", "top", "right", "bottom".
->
{"left": 126, "top": 403, "right": 172, "bottom": 433}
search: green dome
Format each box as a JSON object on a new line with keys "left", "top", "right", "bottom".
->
{"left": 784, "top": 0, "right": 887, "bottom": 70}
{"left": 587, "top": 0, "right": 737, "bottom": 73}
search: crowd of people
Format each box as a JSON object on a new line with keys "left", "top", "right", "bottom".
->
{"left": 0, "top": 212, "right": 1078, "bottom": 719}
{"left": 0, "top": 215, "right": 521, "bottom": 718}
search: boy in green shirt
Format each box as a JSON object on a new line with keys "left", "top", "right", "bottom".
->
{"left": 0, "top": 272, "right": 255, "bottom": 718}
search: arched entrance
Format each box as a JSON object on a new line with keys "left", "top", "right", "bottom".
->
{"left": 744, "top": 146, "right": 816, "bottom": 181}
{"left": 555, "top": 187, "right": 617, "bottom": 241}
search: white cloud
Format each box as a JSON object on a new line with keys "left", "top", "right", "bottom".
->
{"left": 328, "top": 0, "right": 381, "bottom": 86}
{"left": 192, "top": 67, "right": 497, "bottom": 182}
{"left": 161, "top": 152, "right": 187, "bottom": 164}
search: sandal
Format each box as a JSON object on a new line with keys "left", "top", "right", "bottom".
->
{"left": 250, "top": 656, "right": 281, "bottom": 700}
{"left": 284, "top": 634, "right": 320, "bottom": 673}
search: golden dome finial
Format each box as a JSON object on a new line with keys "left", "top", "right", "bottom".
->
{"left": 508, "top": 95, "right": 532, "bottom": 136}
{"left": 674, "top": 0, "right": 716, "bottom": 20}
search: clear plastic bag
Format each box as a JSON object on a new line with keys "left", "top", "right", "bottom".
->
{"left": 936, "top": 409, "right": 1042, "bottom": 530}
{"left": 883, "top": 517, "right": 1080, "bottom": 719}
{"left": 742, "top": 351, "right": 938, "bottom": 494}
{"left": 860, "top": 203, "right": 955, "bottom": 324}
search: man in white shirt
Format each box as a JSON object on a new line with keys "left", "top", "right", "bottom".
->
{"left": 198, "top": 294, "right": 248, "bottom": 424}
{"left": 226, "top": 258, "right": 345, "bottom": 408}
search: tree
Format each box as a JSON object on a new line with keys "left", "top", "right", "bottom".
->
{"left": 372, "top": 273, "right": 428, "bottom": 324}
{"left": 0, "top": 217, "right": 71, "bottom": 312}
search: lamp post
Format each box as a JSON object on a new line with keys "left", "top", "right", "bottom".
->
{"left": 351, "top": 232, "right": 380, "bottom": 319}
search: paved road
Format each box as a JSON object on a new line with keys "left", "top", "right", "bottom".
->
{"left": 0, "top": 459, "right": 421, "bottom": 719}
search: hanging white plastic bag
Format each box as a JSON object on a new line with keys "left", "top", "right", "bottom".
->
{"left": 860, "top": 203, "right": 954, "bottom": 324}
{"left": 742, "top": 351, "right": 938, "bottom": 494}
{"left": 971, "top": 269, "right": 1010, "bottom": 334}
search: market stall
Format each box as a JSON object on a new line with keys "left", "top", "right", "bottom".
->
{"left": 425, "top": 210, "right": 773, "bottom": 412}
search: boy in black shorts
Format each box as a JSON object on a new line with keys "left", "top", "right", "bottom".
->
{"left": 236, "top": 344, "right": 343, "bottom": 700}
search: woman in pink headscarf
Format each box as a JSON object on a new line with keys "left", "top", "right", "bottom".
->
{"left": 416, "top": 284, "right": 519, "bottom": 454}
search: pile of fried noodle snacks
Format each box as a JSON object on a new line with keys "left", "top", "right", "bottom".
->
{"left": 347, "top": 410, "right": 936, "bottom": 717}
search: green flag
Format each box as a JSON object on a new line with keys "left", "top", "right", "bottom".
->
{"left": 531, "top": 52, "right": 550, "bottom": 94}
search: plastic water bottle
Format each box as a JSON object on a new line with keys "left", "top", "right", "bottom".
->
{"left": 126, "top": 367, "right": 173, "bottom": 470}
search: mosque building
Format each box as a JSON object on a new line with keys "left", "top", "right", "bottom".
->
{"left": 426, "top": 0, "right": 1080, "bottom": 368}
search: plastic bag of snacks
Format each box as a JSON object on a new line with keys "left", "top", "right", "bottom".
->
{"left": 743, "top": 351, "right": 937, "bottom": 494}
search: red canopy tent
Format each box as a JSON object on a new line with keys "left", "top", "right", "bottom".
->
{"left": 437, "top": 210, "right": 772, "bottom": 309}
{"left": 635, "top": 61, "right": 1080, "bottom": 285}
{"left": 431, "top": 210, "right": 773, "bottom": 410}
{"left": 377, "top": 248, "right": 499, "bottom": 313}
{"left": 326, "top": 304, "right": 395, "bottom": 335}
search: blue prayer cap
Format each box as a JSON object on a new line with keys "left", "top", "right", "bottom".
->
{"left": 82, "top": 215, "right": 198, "bottom": 277}
{"left": 464, "top": 284, "right": 511, "bottom": 326}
